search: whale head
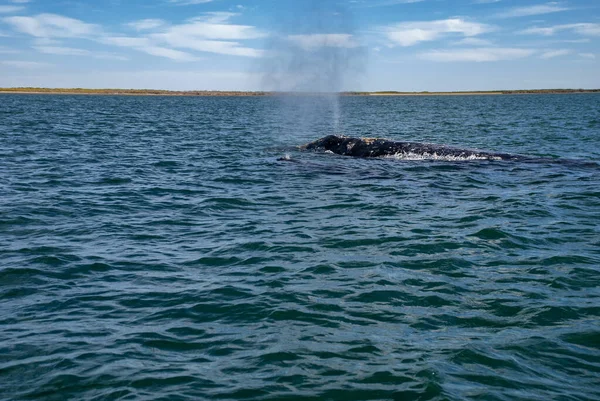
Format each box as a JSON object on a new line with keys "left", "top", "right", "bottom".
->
{"left": 304, "top": 135, "right": 347, "bottom": 151}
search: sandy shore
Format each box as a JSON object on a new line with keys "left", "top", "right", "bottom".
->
{"left": 0, "top": 89, "right": 268, "bottom": 96}
{"left": 0, "top": 88, "right": 599, "bottom": 96}
{"left": 366, "top": 92, "right": 504, "bottom": 96}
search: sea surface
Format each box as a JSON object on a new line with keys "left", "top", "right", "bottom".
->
{"left": 1, "top": 93, "right": 599, "bottom": 401}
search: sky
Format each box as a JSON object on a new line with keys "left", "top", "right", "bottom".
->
{"left": 0, "top": 0, "right": 598, "bottom": 91}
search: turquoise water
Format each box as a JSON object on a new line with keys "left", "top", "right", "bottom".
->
{"left": 1, "top": 93, "right": 599, "bottom": 401}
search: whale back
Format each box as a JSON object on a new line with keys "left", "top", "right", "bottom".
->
{"left": 304, "top": 135, "right": 520, "bottom": 160}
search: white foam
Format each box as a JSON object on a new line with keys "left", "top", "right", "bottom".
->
{"left": 384, "top": 152, "right": 501, "bottom": 161}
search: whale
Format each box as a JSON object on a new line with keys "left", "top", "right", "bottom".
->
{"left": 303, "top": 135, "right": 521, "bottom": 161}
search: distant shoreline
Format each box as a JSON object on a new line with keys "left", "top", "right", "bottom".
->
{"left": 1, "top": 88, "right": 599, "bottom": 96}
{"left": 363, "top": 89, "right": 600, "bottom": 96}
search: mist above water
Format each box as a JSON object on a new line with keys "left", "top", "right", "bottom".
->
{"left": 261, "top": 0, "right": 365, "bottom": 141}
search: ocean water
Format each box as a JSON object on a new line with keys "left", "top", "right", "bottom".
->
{"left": 1, "top": 93, "right": 599, "bottom": 401}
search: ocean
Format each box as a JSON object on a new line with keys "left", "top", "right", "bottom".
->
{"left": 1, "top": 93, "right": 599, "bottom": 400}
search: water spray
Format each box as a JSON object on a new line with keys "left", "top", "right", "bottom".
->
{"left": 262, "top": 0, "right": 365, "bottom": 145}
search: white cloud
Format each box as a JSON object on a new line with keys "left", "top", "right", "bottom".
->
{"left": 0, "top": 6, "right": 24, "bottom": 13}
{"left": 521, "top": 23, "right": 600, "bottom": 37}
{"left": 521, "top": 27, "right": 556, "bottom": 35}
{"left": 138, "top": 46, "right": 198, "bottom": 61}
{"left": 453, "top": 37, "right": 492, "bottom": 46}
{"left": 419, "top": 47, "right": 535, "bottom": 62}
{"left": 103, "top": 36, "right": 150, "bottom": 48}
{"left": 385, "top": 19, "right": 494, "bottom": 47}
{"left": 33, "top": 45, "right": 90, "bottom": 55}
{"left": 150, "top": 34, "right": 264, "bottom": 57}
{"left": 126, "top": 19, "right": 165, "bottom": 31}
{"left": 92, "top": 53, "right": 129, "bottom": 61}
{"left": 472, "top": 0, "right": 501, "bottom": 3}
{"left": 167, "top": 14, "right": 265, "bottom": 40}
{"left": 10, "top": 0, "right": 32, "bottom": 3}
{"left": 102, "top": 36, "right": 197, "bottom": 61}
{"left": 567, "top": 24, "right": 600, "bottom": 36}
{"left": 0, "top": 60, "right": 51, "bottom": 69}
{"left": 131, "top": 13, "right": 267, "bottom": 58}
{"left": 32, "top": 44, "right": 128, "bottom": 60}
{"left": 165, "top": 22, "right": 259, "bottom": 40}
{"left": 351, "top": 0, "right": 425, "bottom": 7}
{"left": 288, "top": 34, "right": 359, "bottom": 51}
{"left": 3, "top": 13, "right": 99, "bottom": 38}
{"left": 192, "top": 12, "right": 238, "bottom": 24}
{"left": 168, "top": 0, "right": 214, "bottom": 5}
{"left": 32, "top": 37, "right": 60, "bottom": 45}
{"left": 3, "top": 11, "right": 265, "bottom": 61}
{"left": 555, "top": 38, "right": 590, "bottom": 43}
{"left": 540, "top": 49, "right": 571, "bottom": 59}
{"left": 579, "top": 53, "right": 595, "bottom": 59}
{"left": 495, "top": 3, "right": 569, "bottom": 18}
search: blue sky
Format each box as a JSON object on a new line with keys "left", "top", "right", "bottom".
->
{"left": 0, "top": 0, "right": 598, "bottom": 91}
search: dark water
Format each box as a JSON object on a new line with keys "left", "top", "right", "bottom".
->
{"left": 1, "top": 93, "right": 599, "bottom": 401}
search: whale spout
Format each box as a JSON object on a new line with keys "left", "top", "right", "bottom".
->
{"left": 304, "top": 135, "right": 519, "bottom": 161}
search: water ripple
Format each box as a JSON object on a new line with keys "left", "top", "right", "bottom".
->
{"left": 1, "top": 94, "right": 600, "bottom": 400}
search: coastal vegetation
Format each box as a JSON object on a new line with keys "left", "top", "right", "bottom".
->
{"left": 0, "top": 87, "right": 268, "bottom": 96}
{"left": 1, "top": 87, "right": 599, "bottom": 96}
{"left": 346, "top": 89, "right": 600, "bottom": 96}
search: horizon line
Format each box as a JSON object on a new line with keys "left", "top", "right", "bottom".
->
{"left": 1, "top": 87, "right": 600, "bottom": 96}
